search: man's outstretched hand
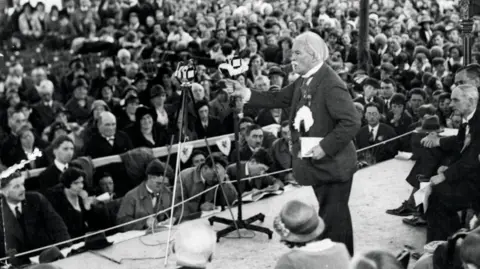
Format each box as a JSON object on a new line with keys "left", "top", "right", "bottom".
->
{"left": 227, "top": 79, "right": 251, "bottom": 102}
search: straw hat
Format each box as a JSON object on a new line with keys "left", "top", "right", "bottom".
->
{"left": 273, "top": 200, "right": 325, "bottom": 243}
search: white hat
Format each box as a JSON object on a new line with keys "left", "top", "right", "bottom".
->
{"left": 174, "top": 222, "right": 216, "bottom": 268}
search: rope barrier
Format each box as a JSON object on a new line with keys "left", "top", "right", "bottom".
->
{"left": 0, "top": 129, "right": 416, "bottom": 262}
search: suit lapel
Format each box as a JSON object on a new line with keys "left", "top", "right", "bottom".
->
{"left": 3, "top": 201, "right": 25, "bottom": 244}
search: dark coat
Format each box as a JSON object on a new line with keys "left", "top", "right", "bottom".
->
{"left": 248, "top": 64, "right": 361, "bottom": 185}
{"left": 255, "top": 108, "right": 290, "bottom": 127}
{"left": 0, "top": 192, "right": 70, "bottom": 265}
{"left": 355, "top": 123, "right": 398, "bottom": 163}
{"left": 194, "top": 116, "right": 225, "bottom": 139}
{"left": 125, "top": 122, "right": 169, "bottom": 149}
{"left": 84, "top": 130, "right": 133, "bottom": 158}
{"left": 30, "top": 101, "right": 65, "bottom": 133}
{"left": 31, "top": 164, "right": 63, "bottom": 193}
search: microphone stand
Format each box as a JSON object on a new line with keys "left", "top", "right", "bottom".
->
{"left": 208, "top": 104, "right": 273, "bottom": 241}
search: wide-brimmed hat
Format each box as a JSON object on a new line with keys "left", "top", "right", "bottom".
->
{"left": 85, "top": 232, "right": 112, "bottom": 251}
{"left": 39, "top": 247, "right": 64, "bottom": 263}
{"left": 135, "top": 105, "right": 157, "bottom": 123}
{"left": 273, "top": 200, "right": 325, "bottom": 243}
{"left": 416, "top": 115, "right": 443, "bottom": 133}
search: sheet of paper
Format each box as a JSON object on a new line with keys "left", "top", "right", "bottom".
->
{"left": 414, "top": 182, "right": 432, "bottom": 212}
{"left": 96, "top": 192, "right": 111, "bottom": 202}
{"left": 439, "top": 128, "right": 458, "bottom": 137}
{"left": 300, "top": 137, "right": 323, "bottom": 158}
{"left": 200, "top": 206, "right": 222, "bottom": 218}
{"left": 395, "top": 151, "right": 413, "bottom": 160}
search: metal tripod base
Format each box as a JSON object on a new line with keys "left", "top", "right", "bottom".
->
{"left": 208, "top": 213, "right": 273, "bottom": 242}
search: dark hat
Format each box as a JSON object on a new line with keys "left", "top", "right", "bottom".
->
{"left": 362, "top": 78, "right": 381, "bottom": 89}
{"left": 410, "top": 25, "right": 421, "bottom": 32}
{"left": 268, "top": 66, "right": 286, "bottom": 77}
{"left": 432, "top": 57, "right": 446, "bottom": 66}
{"left": 50, "top": 121, "right": 70, "bottom": 134}
{"left": 135, "top": 105, "right": 157, "bottom": 123}
{"left": 150, "top": 85, "right": 166, "bottom": 99}
{"left": 203, "top": 152, "right": 228, "bottom": 169}
{"left": 122, "top": 85, "right": 138, "bottom": 99}
{"left": 381, "top": 62, "right": 395, "bottom": 73}
{"left": 69, "top": 57, "right": 84, "bottom": 70}
{"left": 84, "top": 232, "right": 112, "bottom": 251}
{"left": 145, "top": 159, "right": 174, "bottom": 179}
{"left": 39, "top": 247, "right": 64, "bottom": 263}
{"left": 416, "top": 115, "right": 443, "bottom": 133}
{"left": 104, "top": 66, "right": 118, "bottom": 80}
{"left": 72, "top": 77, "right": 89, "bottom": 89}
{"left": 418, "top": 15, "right": 434, "bottom": 25}
{"left": 417, "top": 104, "right": 437, "bottom": 118}
{"left": 273, "top": 200, "right": 325, "bottom": 243}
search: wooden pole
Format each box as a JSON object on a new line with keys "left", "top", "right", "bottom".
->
{"left": 358, "top": 0, "right": 371, "bottom": 74}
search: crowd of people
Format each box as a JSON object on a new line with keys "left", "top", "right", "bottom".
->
{"left": 1, "top": 0, "right": 480, "bottom": 268}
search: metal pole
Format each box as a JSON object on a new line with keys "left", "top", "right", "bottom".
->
{"left": 358, "top": 0, "right": 371, "bottom": 74}
{"left": 461, "top": 19, "right": 474, "bottom": 66}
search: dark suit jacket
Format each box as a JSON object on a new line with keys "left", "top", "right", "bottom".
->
{"left": 355, "top": 123, "right": 398, "bottom": 163}
{"left": 31, "top": 164, "right": 63, "bottom": 193}
{"left": 256, "top": 108, "right": 290, "bottom": 127}
{"left": 229, "top": 143, "right": 254, "bottom": 163}
{"left": 0, "top": 192, "right": 70, "bottom": 265}
{"left": 226, "top": 162, "right": 282, "bottom": 194}
{"left": 116, "top": 182, "right": 172, "bottom": 231}
{"left": 269, "top": 137, "right": 293, "bottom": 180}
{"left": 30, "top": 101, "right": 65, "bottom": 133}
{"left": 174, "top": 167, "right": 237, "bottom": 221}
{"left": 84, "top": 130, "right": 133, "bottom": 158}
{"left": 440, "top": 109, "right": 480, "bottom": 183}
{"left": 194, "top": 116, "right": 225, "bottom": 138}
{"left": 248, "top": 64, "right": 361, "bottom": 185}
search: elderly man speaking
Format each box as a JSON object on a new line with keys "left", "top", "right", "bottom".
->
{"left": 232, "top": 31, "right": 360, "bottom": 255}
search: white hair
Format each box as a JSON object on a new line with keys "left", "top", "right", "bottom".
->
{"left": 295, "top": 31, "right": 330, "bottom": 63}
{"left": 117, "top": 49, "right": 131, "bottom": 59}
{"left": 38, "top": 80, "right": 54, "bottom": 95}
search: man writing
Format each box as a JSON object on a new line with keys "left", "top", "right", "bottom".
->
{"left": 231, "top": 31, "right": 360, "bottom": 255}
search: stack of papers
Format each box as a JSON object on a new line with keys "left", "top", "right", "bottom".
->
{"left": 300, "top": 137, "right": 323, "bottom": 158}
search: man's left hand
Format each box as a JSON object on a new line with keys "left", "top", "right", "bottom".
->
{"left": 430, "top": 173, "right": 446, "bottom": 185}
{"left": 307, "top": 145, "right": 326, "bottom": 160}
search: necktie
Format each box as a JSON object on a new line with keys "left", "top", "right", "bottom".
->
{"left": 369, "top": 128, "right": 375, "bottom": 144}
{"left": 150, "top": 192, "right": 159, "bottom": 208}
{"left": 107, "top": 136, "right": 114, "bottom": 146}
{"left": 461, "top": 123, "right": 470, "bottom": 152}
{"left": 15, "top": 206, "right": 22, "bottom": 219}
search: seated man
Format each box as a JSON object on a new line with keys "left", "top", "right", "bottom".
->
{"left": 421, "top": 84, "right": 480, "bottom": 242}
{"left": 174, "top": 153, "right": 237, "bottom": 221}
{"left": 0, "top": 171, "right": 70, "bottom": 266}
{"left": 356, "top": 102, "right": 397, "bottom": 165}
{"left": 173, "top": 222, "right": 216, "bottom": 269}
{"left": 230, "top": 124, "right": 267, "bottom": 162}
{"left": 117, "top": 159, "right": 175, "bottom": 231}
{"left": 227, "top": 147, "right": 284, "bottom": 194}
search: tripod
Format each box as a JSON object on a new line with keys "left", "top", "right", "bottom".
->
{"left": 208, "top": 110, "right": 273, "bottom": 241}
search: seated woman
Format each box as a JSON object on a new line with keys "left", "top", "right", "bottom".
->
{"left": 273, "top": 200, "right": 350, "bottom": 269}
{"left": 46, "top": 167, "right": 98, "bottom": 239}
{"left": 125, "top": 105, "right": 168, "bottom": 148}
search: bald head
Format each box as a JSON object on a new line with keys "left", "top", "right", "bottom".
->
{"left": 98, "top": 111, "right": 117, "bottom": 137}
{"left": 291, "top": 32, "right": 329, "bottom": 75}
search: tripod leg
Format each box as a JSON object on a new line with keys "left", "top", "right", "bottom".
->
{"left": 244, "top": 213, "right": 265, "bottom": 224}
{"left": 244, "top": 223, "right": 273, "bottom": 239}
{"left": 215, "top": 225, "right": 238, "bottom": 242}
{"left": 208, "top": 216, "right": 234, "bottom": 226}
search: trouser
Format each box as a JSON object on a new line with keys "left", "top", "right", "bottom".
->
{"left": 426, "top": 179, "right": 480, "bottom": 242}
{"left": 313, "top": 179, "right": 354, "bottom": 256}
